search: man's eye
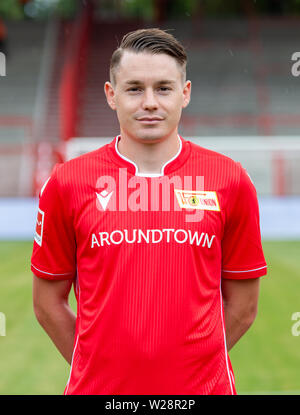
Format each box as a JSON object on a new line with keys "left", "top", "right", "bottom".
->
{"left": 159, "top": 87, "right": 171, "bottom": 92}
{"left": 127, "top": 87, "right": 141, "bottom": 92}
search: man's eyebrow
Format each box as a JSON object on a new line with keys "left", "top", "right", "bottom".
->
{"left": 124, "top": 80, "right": 176, "bottom": 85}
{"left": 124, "top": 80, "right": 143, "bottom": 85}
{"left": 156, "top": 80, "right": 176, "bottom": 84}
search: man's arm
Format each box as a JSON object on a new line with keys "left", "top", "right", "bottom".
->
{"left": 221, "top": 277, "right": 260, "bottom": 352}
{"left": 32, "top": 275, "right": 76, "bottom": 365}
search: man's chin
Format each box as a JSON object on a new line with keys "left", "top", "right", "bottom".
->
{"left": 134, "top": 129, "right": 167, "bottom": 143}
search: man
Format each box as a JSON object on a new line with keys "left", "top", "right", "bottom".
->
{"left": 31, "top": 28, "right": 267, "bottom": 395}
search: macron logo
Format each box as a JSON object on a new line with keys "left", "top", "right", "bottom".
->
{"left": 96, "top": 190, "right": 114, "bottom": 211}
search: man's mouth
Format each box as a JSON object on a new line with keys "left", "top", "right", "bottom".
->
{"left": 137, "top": 117, "right": 164, "bottom": 123}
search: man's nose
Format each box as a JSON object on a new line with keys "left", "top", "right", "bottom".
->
{"left": 142, "top": 88, "right": 158, "bottom": 111}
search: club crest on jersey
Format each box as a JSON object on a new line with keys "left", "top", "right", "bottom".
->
{"left": 34, "top": 208, "right": 45, "bottom": 246}
{"left": 174, "top": 189, "right": 220, "bottom": 211}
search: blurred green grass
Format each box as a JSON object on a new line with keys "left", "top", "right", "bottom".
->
{"left": 0, "top": 241, "right": 75, "bottom": 394}
{"left": 0, "top": 240, "right": 299, "bottom": 394}
{"left": 230, "top": 240, "right": 300, "bottom": 395}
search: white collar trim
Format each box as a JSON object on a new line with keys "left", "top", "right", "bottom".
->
{"left": 115, "top": 135, "right": 182, "bottom": 177}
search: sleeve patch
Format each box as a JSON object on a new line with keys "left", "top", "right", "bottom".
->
{"left": 34, "top": 208, "right": 45, "bottom": 247}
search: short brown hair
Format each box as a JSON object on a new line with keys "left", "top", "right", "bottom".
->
{"left": 110, "top": 28, "right": 187, "bottom": 84}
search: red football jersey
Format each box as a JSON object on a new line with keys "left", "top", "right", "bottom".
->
{"left": 31, "top": 136, "right": 267, "bottom": 395}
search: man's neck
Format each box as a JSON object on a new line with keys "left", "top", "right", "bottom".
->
{"left": 117, "top": 132, "right": 181, "bottom": 175}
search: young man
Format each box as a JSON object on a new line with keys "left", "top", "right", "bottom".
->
{"left": 31, "top": 28, "right": 267, "bottom": 395}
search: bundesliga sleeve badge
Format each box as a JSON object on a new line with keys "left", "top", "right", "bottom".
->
{"left": 174, "top": 189, "right": 220, "bottom": 211}
{"left": 34, "top": 208, "right": 45, "bottom": 246}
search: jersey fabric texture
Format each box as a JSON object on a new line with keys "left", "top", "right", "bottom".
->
{"left": 31, "top": 136, "right": 267, "bottom": 395}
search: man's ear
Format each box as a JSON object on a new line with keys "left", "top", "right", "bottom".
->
{"left": 104, "top": 81, "right": 117, "bottom": 110}
{"left": 182, "top": 80, "right": 191, "bottom": 109}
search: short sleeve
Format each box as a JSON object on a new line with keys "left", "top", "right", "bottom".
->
{"left": 31, "top": 165, "right": 76, "bottom": 281}
{"left": 221, "top": 165, "right": 267, "bottom": 280}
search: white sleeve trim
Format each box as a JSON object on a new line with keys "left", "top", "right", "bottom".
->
{"left": 31, "top": 263, "right": 74, "bottom": 276}
{"left": 222, "top": 265, "right": 267, "bottom": 273}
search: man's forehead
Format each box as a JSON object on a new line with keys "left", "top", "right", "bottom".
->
{"left": 116, "top": 50, "right": 182, "bottom": 82}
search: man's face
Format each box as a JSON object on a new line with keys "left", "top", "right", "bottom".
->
{"left": 105, "top": 51, "right": 191, "bottom": 143}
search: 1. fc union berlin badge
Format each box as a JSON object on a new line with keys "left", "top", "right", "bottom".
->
{"left": 174, "top": 189, "right": 220, "bottom": 211}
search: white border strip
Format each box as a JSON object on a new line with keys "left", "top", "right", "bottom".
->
{"left": 115, "top": 135, "right": 182, "bottom": 177}
{"left": 219, "top": 285, "right": 234, "bottom": 395}
{"left": 64, "top": 334, "right": 79, "bottom": 395}
{"left": 64, "top": 268, "right": 80, "bottom": 395}
{"left": 161, "top": 136, "right": 182, "bottom": 175}
{"left": 31, "top": 263, "right": 73, "bottom": 276}
{"left": 222, "top": 265, "right": 267, "bottom": 273}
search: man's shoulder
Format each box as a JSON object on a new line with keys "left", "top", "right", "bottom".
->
{"left": 65, "top": 142, "right": 110, "bottom": 165}
{"left": 181, "top": 139, "right": 244, "bottom": 190}
{"left": 54, "top": 142, "right": 111, "bottom": 177}
{"left": 187, "top": 139, "right": 241, "bottom": 171}
{"left": 188, "top": 140, "right": 235, "bottom": 162}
